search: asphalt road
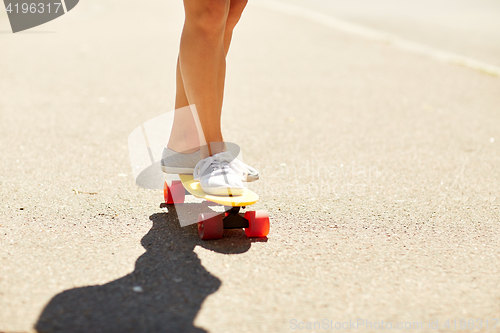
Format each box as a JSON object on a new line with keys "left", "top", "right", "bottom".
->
{"left": 1, "top": 0, "right": 500, "bottom": 332}
{"left": 283, "top": 0, "right": 500, "bottom": 67}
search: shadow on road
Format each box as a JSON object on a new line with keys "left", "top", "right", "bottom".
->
{"left": 35, "top": 204, "right": 252, "bottom": 333}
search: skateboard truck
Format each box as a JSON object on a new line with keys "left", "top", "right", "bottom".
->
{"left": 222, "top": 206, "right": 249, "bottom": 229}
{"left": 195, "top": 207, "right": 268, "bottom": 240}
{"left": 165, "top": 177, "right": 269, "bottom": 240}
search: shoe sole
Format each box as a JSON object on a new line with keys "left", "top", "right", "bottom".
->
{"left": 161, "top": 165, "right": 195, "bottom": 175}
{"left": 161, "top": 165, "right": 259, "bottom": 182}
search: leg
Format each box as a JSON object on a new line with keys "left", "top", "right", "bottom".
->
{"left": 174, "top": 0, "right": 229, "bottom": 157}
{"left": 168, "top": 0, "right": 248, "bottom": 157}
{"left": 223, "top": 0, "right": 248, "bottom": 54}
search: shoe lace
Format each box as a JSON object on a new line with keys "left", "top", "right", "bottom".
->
{"left": 228, "top": 155, "right": 259, "bottom": 178}
{"left": 193, "top": 151, "right": 242, "bottom": 180}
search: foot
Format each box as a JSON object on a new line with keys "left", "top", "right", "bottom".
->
{"left": 161, "top": 146, "right": 260, "bottom": 182}
{"left": 193, "top": 152, "right": 245, "bottom": 196}
{"left": 161, "top": 147, "right": 201, "bottom": 174}
{"left": 228, "top": 154, "right": 260, "bottom": 182}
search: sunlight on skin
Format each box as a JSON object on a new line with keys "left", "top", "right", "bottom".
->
{"left": 168, "top": 0, "right": 249, "bottom": 159}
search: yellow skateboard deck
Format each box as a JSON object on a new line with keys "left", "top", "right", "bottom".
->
{"left": 179, "top": 174, "right": 259, "bottom": 206}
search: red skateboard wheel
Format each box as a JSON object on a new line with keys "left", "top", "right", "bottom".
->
{"left": 164, "top": 180, "right": 185, "bottom": 204}
{"left": 244, "top": 210, "right": 270, "bottom": 237}
{"left": 198, "top": 213, "right": 224, "bottom": 240}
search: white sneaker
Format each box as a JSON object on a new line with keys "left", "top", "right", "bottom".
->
{"left": 229, "top": 155, "right": 260, "bottom": 182}
{"left": 161, "top": 146, "right": 260, "bottom": 182}
{"left": 161, "top": 147, "right": 200, "bottom": 174}
{"left": 193, "top": 152, "right": 245, "bottom": 196}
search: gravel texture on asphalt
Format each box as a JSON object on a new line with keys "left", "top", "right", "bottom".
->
{"left": 1, "top": 1, "right": 499, "bottom": 332}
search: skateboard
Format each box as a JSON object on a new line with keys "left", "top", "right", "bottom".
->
{"left": 164, "top": 175, "right": 269, "bottom": 240}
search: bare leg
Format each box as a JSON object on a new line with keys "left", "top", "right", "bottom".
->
{"left": 167, "top": 0, "right": 248, "bottom": 157}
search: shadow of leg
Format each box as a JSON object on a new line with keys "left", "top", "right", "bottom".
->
{"left": 35, "top": 208, "right": 251, "bottom": 333}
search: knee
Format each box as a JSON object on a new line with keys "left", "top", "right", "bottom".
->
{"left": 185, "top": 1, "right": 230, "bottom": 37}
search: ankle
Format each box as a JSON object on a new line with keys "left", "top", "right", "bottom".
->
{"left": 167, "top": 139, "right": 200, "bottom": 154}
{"left": 199, "top": 141, "right": 227, "bottom": 159}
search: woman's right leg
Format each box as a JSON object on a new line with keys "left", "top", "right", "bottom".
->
{"left": 165, "top": 58, "right": 200, "bottom": 155}
{"left": 167, "top": 0, "right": 248, "bottom": 157}
{"left": 171, "top": 0, "right": 229, "bottom": 158}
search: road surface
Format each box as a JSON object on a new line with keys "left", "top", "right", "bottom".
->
{"left": 1, "top": 0, "right": 499, "bottom": 332}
